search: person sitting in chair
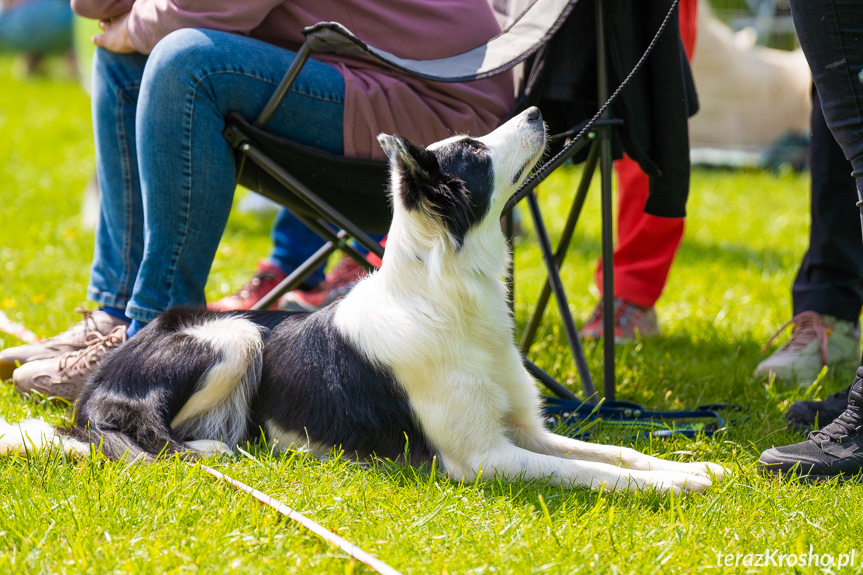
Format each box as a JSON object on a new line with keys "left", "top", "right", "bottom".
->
{"left": 0, "top": 0, "right": 514, "bottom": 400}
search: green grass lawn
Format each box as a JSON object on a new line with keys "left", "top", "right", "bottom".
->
{"left": 1, "top": 55, "right": 861, "bottom": 574}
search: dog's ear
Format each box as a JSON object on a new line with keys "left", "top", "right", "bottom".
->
{"left": 378, "top": 134, "right": 475, "bottom": 247}
{"left": 377, "top": 134, "right": 407, "bottom": 165}
{"left": 377, "top": 133, "right": 448, "bottom": 211}
{"left": 377, "top": 134, "right": 442, "bottom": 182}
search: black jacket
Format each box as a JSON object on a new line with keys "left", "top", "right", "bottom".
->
{"left": 535, "top": 0, "right": 697, "bottom": 217}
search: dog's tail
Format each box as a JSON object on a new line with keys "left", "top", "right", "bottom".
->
{"left": 60, "top": 308, "right": 265, "bottom": 461}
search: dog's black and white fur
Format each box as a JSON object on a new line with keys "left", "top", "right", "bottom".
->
{"left": 0, "top": 108, "right": 724, "bottom": 492}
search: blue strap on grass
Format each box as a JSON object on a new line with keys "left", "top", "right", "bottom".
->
{"left": 542, "top": 397, "right": 746, "bottom": 440}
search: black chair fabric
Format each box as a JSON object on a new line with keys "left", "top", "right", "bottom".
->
{"left": 228, "top": 112, "right": 392, "bottom": 233}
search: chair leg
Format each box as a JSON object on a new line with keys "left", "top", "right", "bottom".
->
{"left": 526, "top": 191, "right": 597, "bottom": 401}
{"left": 596, "top": 0, "right": 616, "bottom": 402}
{"left": 250, "top": 219, "right": 378, "bottom": 311}
{"left": 523, "top": 358, "right": 580, "bottom": 402}
{"left": 254, "top": 42, "right": 313, "bottom": 129}
{"left": 519, "top": 142, "right": 599, "bottom": 353}
{"left": 598, "top": 129, "right": 616, "bottom": 402}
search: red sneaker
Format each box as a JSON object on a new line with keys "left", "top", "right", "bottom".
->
{"left": 581, "top": 298, "right": 659, "bottom": 343}
{"left": 208, "top": 259, "right": 287, "bottom": 311}
{"left": 278, "top": 256, "right": 369, "bottom": 312}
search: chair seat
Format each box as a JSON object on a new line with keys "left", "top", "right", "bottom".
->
{"left": 226, "top": 112, "right": 392, "bottom": 233}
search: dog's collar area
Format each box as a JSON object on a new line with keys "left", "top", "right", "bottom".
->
{"left": 511, "top": 164, "right": 527, "bottom": 185}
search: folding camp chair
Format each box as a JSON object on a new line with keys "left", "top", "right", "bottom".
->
{"left": 223, "top": 0, "right": 685, "bottom": 405}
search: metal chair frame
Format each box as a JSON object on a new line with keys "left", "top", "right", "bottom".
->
{"left": 223, "top": 0, "right": 658, "bottom": 403}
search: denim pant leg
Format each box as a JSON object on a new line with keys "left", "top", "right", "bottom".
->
{"left": 269, "top": 208, "right": 387, "bottom": 280}
{"left": 792, "top": 88, "right": 863, "bottom": 324}
{"left": 127, "top": 29, "right": 345, "bottom": 322}
{"left": 268, "top": 208, "right": 328, "bottom": 286}
{"left": 789, "top": 0, "right": 863, "bottom": 213}
{"left": 87, "top": 49, "right": 149, "bottom": 310}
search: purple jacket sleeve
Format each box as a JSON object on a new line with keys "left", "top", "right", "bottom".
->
{"left": 124, "top": 0, "right": 286, "bottom": 54}
{"left": 71, "top": 0, "right": 135, "bottom": 21}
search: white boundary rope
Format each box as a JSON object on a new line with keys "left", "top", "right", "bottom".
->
{"left": 197, "top": 464, "right": 404, "bottom": 575}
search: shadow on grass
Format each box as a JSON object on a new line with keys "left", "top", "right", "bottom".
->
{"left": 516, "top": 212, "right": 800, "bottom": 275}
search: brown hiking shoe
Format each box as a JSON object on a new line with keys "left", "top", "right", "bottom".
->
{"left": 0, "top": 308, "right": 129, "bottom": 381}
{"left": 581, "top": 298, "right": 660, "bottom": 343}
{"left": 12, "top": 324, "right": 128, "bottom": 401}
{"left": 753, "top": 312, "right": 860, "bottom": 384}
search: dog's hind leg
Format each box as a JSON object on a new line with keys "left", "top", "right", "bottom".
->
{"left": 182, "top": 439, "right": 235, "bottom": 458}
{"left": 167, "top": 315, "right": 264, "bottom": 448}
{"left": 69, "top": 309, "right": 264, "bottom": 460}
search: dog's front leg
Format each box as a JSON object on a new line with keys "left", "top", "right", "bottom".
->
{"left": 518, "top": 429, "right": 727, "bottom": 480}
{"left": 467, "top": 440, "right": 714, "bottom": 493}
{"left": 407, "top": 373, "right": 713, "bottom": 493}
{"left": 497, "top": 356, "right": 727, "bottom": 480}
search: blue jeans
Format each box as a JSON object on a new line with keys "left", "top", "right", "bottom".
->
{"left": 86, "top": 28, "right": 345, "bottom": 322}
{"left": 0, "top": 0, "right": 72, "bottom": 54}
{"left": 269, "top": 210, "right": 328, "bottom": 287}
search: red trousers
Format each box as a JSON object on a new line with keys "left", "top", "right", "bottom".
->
{"left": 594, "top": 0, "right": 697, "bottom": 308}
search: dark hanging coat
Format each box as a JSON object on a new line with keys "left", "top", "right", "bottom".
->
{"left": 534, "top": 0, "right": 698, "bottom": 218}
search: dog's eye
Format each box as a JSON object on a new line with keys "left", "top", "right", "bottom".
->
{"left": 465, "top": 140, "right": 481, "bottom": 154}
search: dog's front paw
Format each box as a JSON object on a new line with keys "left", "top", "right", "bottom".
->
{"left": 687, "top": 461, "right": 729, "bottom": 480}
{"left": 662, "top": 471, "right": 713, "bottom": 494}
{"left": 626, "top": 470, "right": 713, "bottom": 494}
{"left": 641, "top": 456, "right": 729, "bottom": 481}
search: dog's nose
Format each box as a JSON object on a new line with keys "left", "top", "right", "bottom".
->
{"left": 526, "top": 106, "right": 541, "bottom": 122}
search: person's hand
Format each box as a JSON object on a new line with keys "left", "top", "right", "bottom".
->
{"left": 92, "top": 12, "right": 136, "bottom": 54}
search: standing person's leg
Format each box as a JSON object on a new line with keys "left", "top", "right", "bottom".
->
{"left": 583, "top": 157, "right": 681, "bottom": 340}
{"left": 582, "top": 0, "right": 696, "bottom": 342}
{"left": 755, "top": 90, "right": 863, "bottom": 386}
{"left": 128, "top": 28, "right": 345, "bottom": 325}
{"left": 793, "top": 91, "right": 863, "bottom": 324}
{"left": 759, "top": 0, "right": 863, "bottom": 480}
{"left": 0, "top": 0, "right": 74, "bottom": 76}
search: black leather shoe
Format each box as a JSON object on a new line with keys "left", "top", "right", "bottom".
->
{"left": 760, "top": 367, "right": 863, "bottom": 482}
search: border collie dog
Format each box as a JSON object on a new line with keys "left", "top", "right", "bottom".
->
{"left": 0, "top": 108, "right": 724, "bottom": 493}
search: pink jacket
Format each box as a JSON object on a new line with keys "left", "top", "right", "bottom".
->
{"left": 72, "top": 0, "right": 515, "bottom": 160}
